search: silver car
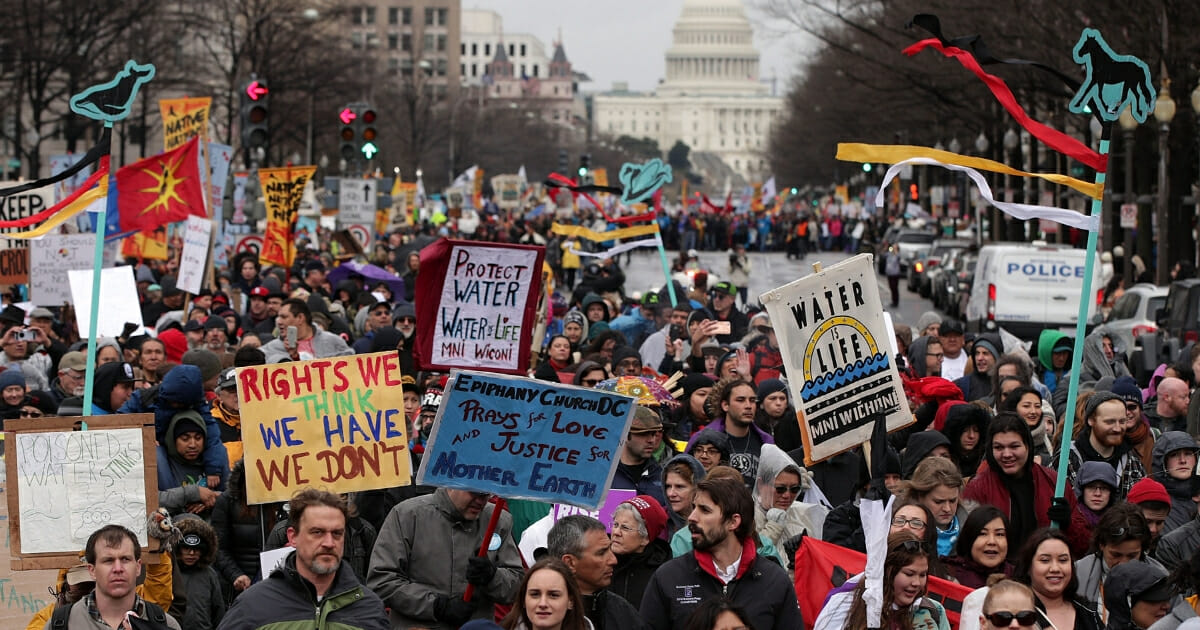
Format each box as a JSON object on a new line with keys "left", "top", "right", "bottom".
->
{"left": 1105, "top": 283, "right": 1168, "bottom": 354}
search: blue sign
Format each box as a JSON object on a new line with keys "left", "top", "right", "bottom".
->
{"left": 417, "top": 370, "right": 636, "bottom": 509}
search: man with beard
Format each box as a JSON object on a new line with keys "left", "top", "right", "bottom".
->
{"left": 218, "top": 489, "right": 387, "bottom": 630}
{"left": 1053, "top": 391, "right": 1146, "bottom": 500}
{"left": 687, "top": 379, "right": 774, "bottom": 488}
{"left": 368, "top": 487, "right": 523, "bottom": 630}
{"left": 639, "top": 476, "right": 800, "bottom": 630}
{"left": 393, "top": 304, "right": 417, "bottom": 376}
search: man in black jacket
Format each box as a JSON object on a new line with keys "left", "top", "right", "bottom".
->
{"left": 548, "top": 515, "right": 649, "bottom": 630}
{"left": 218, "top": 489, "right": 388, "bottom": 630}
{"left": 640, "top": 476, "right": 801, "bottom": 630}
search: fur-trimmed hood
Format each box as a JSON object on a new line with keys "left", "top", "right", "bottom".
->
{"left": 174, "top": 514, "right": 218, "bottom": 568}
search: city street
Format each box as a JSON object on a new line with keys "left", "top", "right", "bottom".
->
{"left": 619, "top": 247, "right": 938, "bottom": 330}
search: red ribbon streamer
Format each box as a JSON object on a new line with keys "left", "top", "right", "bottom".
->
{"left": 0, "top": 161, "right": 108, "bottom": 229}
{"left": 546, "top": 172, "right": 656, "bottom": 225}
{"left": 904, "top": 39, "right": 1106, "bottom": 173}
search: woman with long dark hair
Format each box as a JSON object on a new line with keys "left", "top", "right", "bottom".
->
{"left": 813, "top": 530, "right": 949, "bottom": 630}
{"left": 1013, "top": 528, "right": 1101, "bottom": 630}
{"left": 502, "top": 559, "right": 590, "bottom": 630}
{"left": 1074, "top": 503, "right": 1165, "bottom": 622}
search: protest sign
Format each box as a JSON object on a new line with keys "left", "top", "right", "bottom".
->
{"left": 758, "top": 254, "right": 912, "bottom": 465}
{"left": 339, "top": 178, "right": 377, "bottom": 226}
{"left": 68, "top": 266, "right": 144, "bottom": 337}
{"left": 29, "top": 232, "right": 96, "bottom": 307}
{"left": 0, "top": 185, "right": 53, "bottom": 248}
{"left": 119, "top": 229, "right": 169, "bottom": 261}
{"left": 4, "top": 413, "right": 158, "bottom": 569}
{"left": 259, "top": 166, "right": 315, "bottom": 268}
{"left": 0, "top": 248, "right": 29, "bottom": 285}
{"left": 416, "top": 371, "right": 634, "bottom": 510}
{"left": 414, "top": 239, "right": 545, "bottom": 374}
{"left": 159, "top": 97, "right": 211, "bottom": 151}
{"left": 238, "top": 352, "right": 411, "bottom": 504}
{"left": 177, "top": 215, "right": 213, "bottom": 294}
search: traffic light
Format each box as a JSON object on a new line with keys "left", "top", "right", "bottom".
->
{"left": 339, "top": 105, "right": 357, "bottom": 162}
{"left": 240, "top": 77, "right": 269, "bottom": 156}
{"left": 861, "top": 162, "right": 872, "bottom": 173}
{"left": 910, "top": 183, "right": 919, "bottom": 201}
{"left": 577, "top": 154, "right": 591, "bottom": 184}
{"left": 360, "top": 107, "right": 378, "bottom": 160}
{"left": 558, "top": 149, "right": 568, "bottom": 174}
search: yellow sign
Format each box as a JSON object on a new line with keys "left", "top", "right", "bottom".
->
{"left": 591, "top": 168, "right": 608, "bottom": 187}
{"left": 121, "top": 230, "right": 169, "bottom": 260}
{"left": 258, "top": 166, "right": 316, "bottom": 268}
{"left": 238, "top": 352, "right": 411, "bottom": 504}
{"left": 159, "top": 97, "right": 212, "bottom": 151}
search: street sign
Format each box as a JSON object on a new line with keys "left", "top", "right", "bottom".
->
{"left": 338, "top": 178, "right": 377, "bottom": 227}
{"left": 1120, "top": 203, "right": 1137, "bottom": 229}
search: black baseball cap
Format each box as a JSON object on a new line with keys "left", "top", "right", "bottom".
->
{"left": 939, "top": 319, "right": 964, "bottom": 335}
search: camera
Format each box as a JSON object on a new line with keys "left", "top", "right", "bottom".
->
{"left": 669, "top": 324, "right": 685, "bottom": 342}
{"left": 15, "top": 329, "right": 36, "bottom": 342}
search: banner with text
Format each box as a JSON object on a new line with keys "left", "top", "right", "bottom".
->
{"left": 177, "top": 215, "right": 213, "bottom": 294}
{"left": 238, "top": 352, "right": 411, "bottom": 504}
{"left": 258, "top": 166, "right": 315, "bottom": 268}
{"left": 159, "top": 97, "right": 211, "bottom": 151}
{"left": 414, "top": 239, "right": 545, "bottom": 374}
{"left": 0, "top": 185, "right": 54, "bottom": 249}
{"left": 758, "top": 254, "right": 912, "bottom": 465}
{"left": 417, "top": 370, "right": 634, "bottom": 510}
{"left": 30, "top": 234, "right": 97, "bottom": 306}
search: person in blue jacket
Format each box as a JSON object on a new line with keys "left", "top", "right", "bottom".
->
{"left": 90, "top": 361, "right": 138, "bottom": 415}
{"left": 120, "top": 364, "right": 228, "bottom": 490}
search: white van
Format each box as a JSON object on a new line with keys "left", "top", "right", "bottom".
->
{"left": 965, "top": 243, "right": 1102, "bottom": 339}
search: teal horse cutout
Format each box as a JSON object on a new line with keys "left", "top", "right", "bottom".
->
{"left": 1068, "top": 29, "right": 1153, "bottom": 123}
{"left": 69, "top": 59, "right": 156, "bottom": 124}
{"left": 619, "top": 158, "right": 673, "bottom": 205}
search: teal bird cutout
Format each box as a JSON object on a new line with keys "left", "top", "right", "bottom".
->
{"left": 70, "top": 59, "right": 156, "bottom": 124}
{"left": 619, "top": 158, "right": 673, "bottom": 205}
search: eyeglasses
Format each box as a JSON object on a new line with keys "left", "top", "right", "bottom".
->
{"left": 892, "top": 516, "right": 926, "bottom": 530}
{"left": 19, "top": 409, "right": 42, "bottom": 418}
{"left": 611, "top": 522, "right": 638, "bottom": 535}
{"left": 397, "top": 317, "right": 416, "bottom": 324}
{"left": 693, "top": 446, "right": 721, "bottom": 456}
{"left": 581, "top": 378, "right": 602, "bottom": 386}
{"left": 774, "top": 484, "right": 802, "bottom": 495}
{"left": 983, "top": 611, "right": 1038, "bottom": 627}
{"left": 927, "top": 353, "right": 944, "bottom": 360}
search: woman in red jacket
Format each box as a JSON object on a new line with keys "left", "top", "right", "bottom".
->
{"left": 963, "top": 413, "right": 1091, "bottom": 558}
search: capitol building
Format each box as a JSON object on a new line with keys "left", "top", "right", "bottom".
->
{"left": 591, "top": 0, "right": 783, "bottom": 184}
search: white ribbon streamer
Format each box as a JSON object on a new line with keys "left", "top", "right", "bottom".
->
{"left": 567, "top": 234, "right": 663, "bottom": 258}
{"left": 876, "top": 157, "right": 1100, "bottom": 232}
{"left": 860, "top": 494, "right": 894, "bottom": 628}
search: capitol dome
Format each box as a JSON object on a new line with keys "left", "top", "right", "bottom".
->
{"left": 659, "top": 0, "right": 768, "bottom": 97}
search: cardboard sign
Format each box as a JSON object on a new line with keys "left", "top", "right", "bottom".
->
{"left": 238, "top": 352, "right": 411, "bottom": 504}
{"left": 416, "top": 371, "right": 635, "bottom": 510}
{"left": 759, "top": 254, "right": 912, "bottom": 465}
{"left": 68, "top": 266, "right": 144, "bottom": 337}
{"left": 414, "top": 239, "right": 545, "bottom": 374}
{"left": 159, "top": 97, "right": 211, "bottom": 151}
{"left": 0, "top": 248, "right": 29, "bottom": 285}
{"left": 177, "top": 215, "right": 212, "bottom": 294}
{"left": 0, "top": 186, "right": 53, "bottom": 249}
{"left": 4, "top": 413, "right": 159, "bottom": 569}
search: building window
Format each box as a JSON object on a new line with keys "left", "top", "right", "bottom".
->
{"left": 437, "top": 58, "right": 447, "bottom": 75}
{"left": 485, "top": 43, "right": 490, "bottom": 56}
{"left": 365, "top": 6, "right": 375, "bottom": 24}
{"left": 471, "top": 63, "right": 477, "bottom": 77}
{"left": 437, "top": 34, "right": 446, "bottom": 51}
{"left": 532, "top": 64, "right": 539, "bottom": 77}
{"left": 401, "top": 8, "right": 411, "bottom": 24}
{"left": 520, "top": 44, "right": 527, "bottom": 56}
{"left": 460, "top": 63, "right": 465, "bottom": 76}
{"left": 388, "top": 57, "right": 400, "bottom": 75}
{"left": 424, "top": 8, "right": 434, "bottom": 25}
{"left": 388, "top": 7, "right": 398, "bottom": 25}
{"left": 388, "top": 34, "right": 398, "bottom": 50}
{"left": 401, "top": 34, "right": 411, "bottom": 51}
{"left": 472, "top": 43, "right": 477, "bottom": 56}
{"left": 424, "top": 34, "right": 434, "bottom": 51}
{"left": 460, "top": 42, "right": 465, "bottom": 55}
{"left": 508, "top": 43, "right": 515, "bottom": 56}
{"left": 437, "top": 8, "right": 448, "bottom": 26}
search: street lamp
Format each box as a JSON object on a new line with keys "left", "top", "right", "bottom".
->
{"left": 1118, "top": 107, "right": 1138, "bottom": 281}
{"left": 1154, "top": 79, "right": 1175, "bottom": 285}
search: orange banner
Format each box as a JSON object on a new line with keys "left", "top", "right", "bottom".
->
{"left": 258, "top": 166, "right": 316, "bottom": 268}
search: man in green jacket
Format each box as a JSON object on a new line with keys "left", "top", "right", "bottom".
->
{"left": 218, "top": 489, "right": 388, "bottom": 630}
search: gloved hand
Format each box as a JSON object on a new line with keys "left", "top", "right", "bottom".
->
{"left": 466, "top": 556, "right": 497, "bottom": 587}
{"left": 1048, "top": 497, "right": 1071, "bottom": 530}
{"left": 782, "top": 533, "right": 806, "bottom": 569}
{"left": 434, "top": 594, "right": 475, "bottom": 625}
{"left": 766, "top": 508, "right": 787, "bottom": 524}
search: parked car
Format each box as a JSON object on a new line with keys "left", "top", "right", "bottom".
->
{"left": 910, "top": 239, "right": 971, "bottom": 296}
{"left": 1104, "top": 283, "right": 1168, "bottom": 356}
{"left": 932, "top": 250, "right": 975, "bottom": 318}
{"left": 893, "top": 229, "right": 937, "bottom": 274}
{"left": 1133, "top": 279, "right": 1200, "bottom": 383}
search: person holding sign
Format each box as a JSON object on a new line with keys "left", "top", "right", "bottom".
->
{"left": 368, "top": 488, "right": 523, "bottom": 629}
{"left": 218, "top": 489, "right": 388, "bottom": 630}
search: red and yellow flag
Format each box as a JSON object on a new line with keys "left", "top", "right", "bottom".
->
{"left": 259, "top": 166, "right": 316, "bottom": 268}
{"left": 159, "top": 97, "right": 211, "bottom": 151}
{"left": 116, "top": 137, "right": 206, "bottom": 233}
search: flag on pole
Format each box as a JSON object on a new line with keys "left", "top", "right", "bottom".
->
{"left": 259, "top": 166, "right": 316, "bottom": 268}
{"left": 761, "top": 176, "right": 777, "bottom": 203}
{"left": 116, "top": 137, "right": 205, "bottom": 233}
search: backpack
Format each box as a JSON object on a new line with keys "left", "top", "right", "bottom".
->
{"left": 51, "top": 599, "right": 169, "bottom": 629}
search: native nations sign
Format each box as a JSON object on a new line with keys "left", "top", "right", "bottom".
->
{"left": 414, "top": 239, "right": 545, "bottom": 374}
{"left": 417, "top": 371, "right": 634, "bottom": 510}
{"left": 238, "top": 352, "right": 411, "bottom": 504}
{"left": 759, "top": 254, "right": 912, "bottom": 465}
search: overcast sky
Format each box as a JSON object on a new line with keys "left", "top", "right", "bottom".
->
{"left": 461, "top": 0, "right": 809, "bottom": 96}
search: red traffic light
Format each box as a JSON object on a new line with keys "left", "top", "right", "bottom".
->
{"left": 361, "top": 110, "right": 376, "bottom": 124}
{"left": 339, "top": 108, "right": 356, "bottom": 125}
{"left": 248, "top": 105, "right": 267, "bottom": 124}
{"left": 246, "top": 80, "right": 269, "bottom": 101}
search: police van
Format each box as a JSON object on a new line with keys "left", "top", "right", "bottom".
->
{"left": 965, "top": 242, "right": 1102, "bottom": 339}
